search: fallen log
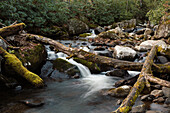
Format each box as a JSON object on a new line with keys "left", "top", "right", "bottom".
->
{"left": 21, "top": 33, "right": 170, "bottom": 74}
{"left": 0, "top": 47, "right": 44, "bottom": 87}
{"left": 0, "top": 23, "right": 25, "bottom": 37}
{"left": 113, "top": 45, "right": 157, "bottom": 113}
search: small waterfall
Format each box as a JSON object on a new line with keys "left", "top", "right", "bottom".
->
{"left": 45, "top": 45, "right": 115, "bottom": 98}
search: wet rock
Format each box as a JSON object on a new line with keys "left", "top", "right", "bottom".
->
{"left": 135, "top": 28, "right": 146, "bottom": 35}
{"left": 73, "top": 57, "right": 101, "bottom": 73}
{"left": 114, "top": 75, "right": 139, "bottom": 87}
{"left": 0, "top": 39, "right": 7, "bottom": 50}
{"left": 153, "top": 97, "right": 165, "bottom": 103}
{"left": 151, "top": 85, "right": 161, "bottom": 90}
{"left": 135, "top": 40, "right": 168, "bottom": 51}
{"left": 98, "top": 29, "right": 120, "bottom": 39}
{"left": 162, "top": 87, "right": 170, "bottom": 98}
{"left": 106, "top": 69, "right": 129, "bottom": 77}
{"left": 130, "top": 104, "right": 146, "bottom": 113}
{"left": 68, "top": 18, "right": 89, "bottom": 35}
{"left": 144, "top": 28, "right": 153, "bottom": 36}
{"left": 113, "top": 45, "right": 136, "bottom": 61}
{"left": 157, "top": 56, "right": 168, "bottom": 64}
{"left": 20, "top": 98, "right": 45, "bottom": 107}
{"left": 141, "top": 94, "right": 151, "bottom": 101}
{"left": 52, "top": 58, "right": 81, "bottom": 78}
{"left": 164, "top": 98, "right": 170, "bottom": 105}
{"left": 150, "top": 90, "right": 163, "bottom": 98}
{"left": 106, "top": 85, "right": 132, "bottom": 97}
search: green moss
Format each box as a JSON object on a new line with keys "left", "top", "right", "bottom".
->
{"left": 88, "top": 24, "right": 98, "bottom": 29}
{"left": 79, "top": 33, "right": 92, "bottom": 37}
{"left": 73, "top": 57, "right": 101, "bottom": 73}
{"left": 0, "top": 47, "right": 44, "bottom": 87}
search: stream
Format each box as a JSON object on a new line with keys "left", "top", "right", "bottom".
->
{"left": 0, "top": 30, "right": 169, "bottom": 113}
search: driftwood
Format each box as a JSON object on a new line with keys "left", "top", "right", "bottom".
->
{"left": 21, "top": 33, "right": 170, "bottom": 74}
{"left": 0, "top": 47, "right": 44, "bottom": 87}
{"left": 0, "top": 23, "right": 25, "bottom": 37}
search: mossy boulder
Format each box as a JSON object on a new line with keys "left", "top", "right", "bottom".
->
{"left": 14, "top": 43, "right": 47, "bottom": 73}
{"left": 68, "top": 18, "right": 89, "bottom": 35}
{"left": 40, "top": 26, "right": 69, "bottom": 38}
{"left": 73, "top": 57, "right": 101, "bottom": 73}
{"left": 52, "top": 58, "right": 81, "bottom": 78}
{"left": 79, "top": 33, "right": 92, "bottom": 37}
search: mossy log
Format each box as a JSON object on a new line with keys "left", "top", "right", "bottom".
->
{"left": 0, "top": 47, "right": 44, "bottom": 87}
{"left": 21, "top": 33, "right": 170, "bottom": 74}
{"left": 0, "top": 23, "right": 25, "bottom": 37}
{"left": 113, "top": 45, "right": 158, "bottom": 113}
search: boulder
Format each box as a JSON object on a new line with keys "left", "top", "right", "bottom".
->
{"left": 113, "top": 45, "right": 137, "bottom": 61}
{"left": 164, "top": 98, "right": 170, "bottom": 105}
{"left": 106, "top": 85, "right": 132, "bottom": 97}
{"left": 155, "top": 15, "right": 170, "bottom": 38}
{"left": 52, "top": 58, "right": 81, "bottom": 78}
{"left": 106, "top": 69, "right": 129, "bottom": 77}
{"left": 162, "top": 87, "right": 170, "bottom": 98}
{"left": 150, "top": 90, "right": 163, "bottom": 98}
{"left": 135, "top": 40, "right": 168, "bottom": 51}
{"left": 117, "top": 19, "right": 136, "bottom": 32}
{"left": 68, "top": 18, "right": 89, "bottom": 35}
{"left": 144, "top": 28, "right": 153, "bottom": 36}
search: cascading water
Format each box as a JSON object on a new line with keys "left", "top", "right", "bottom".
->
{"left": 45, "top": 45, "right": 115, "bottom": 98}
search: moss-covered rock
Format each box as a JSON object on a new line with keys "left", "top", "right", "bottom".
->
{"left": 14, "top": 43, "right": 47, "bottom": 73}
{"left": 52, "top": 58, "right": 81, "bottom": 78}
{"left": 79, "top": 33, "right": 92, "bottom": 37}
{"left": 73, "top": 57, "right": 101, "bottom": 73}
{"left": 68, "top": 18, "right": 89, "bottom": 35}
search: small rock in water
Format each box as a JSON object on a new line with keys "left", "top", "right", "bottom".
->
{"left": 106, "top": 69, "right": 129, "bottom": 77}
{"left": 157, "top": 56, "right": 168, "bottom": 64}
{"left": 20, "top": 98, "right": 45, "bottom": 107}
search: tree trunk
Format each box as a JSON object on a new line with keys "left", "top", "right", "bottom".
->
{"left": 0, "top": 23, "right": 25, "bottom": 37}
{"left": 21, "top": 33, "right": 170, "bottom": 74}
{"left": 0, "top": 47, "right": 44, "bottom": 88}
{"left": 112, "top": 45, "right": 157, "bottom": 113}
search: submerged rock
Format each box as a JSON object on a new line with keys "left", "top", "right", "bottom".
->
{"left": 113, "top": 45, "right": 136, "bottom": 61}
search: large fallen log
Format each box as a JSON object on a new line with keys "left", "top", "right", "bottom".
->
{"left": 21, "top": 33, "right": 170, "bottom": 74}
{"left": 113, "top": 45, "right": 157, "bottom": 113}
{"left": 0, "top": 47, "right": 44, "bottom": 87}
{"left": 0, "top": 23, "right": 25, "bottom": 37}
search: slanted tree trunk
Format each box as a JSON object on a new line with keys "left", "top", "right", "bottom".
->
{"left": 0, "top": 47, "right": 44, "bottom": 87}
{"left": 21, "top": 33, "right": 170, "bottom": 74}
{"left": 112, "top": 45, "right": 157, "bottom": 113}
{"left": 0, "top": 23, "right": 25, "bottom": 37}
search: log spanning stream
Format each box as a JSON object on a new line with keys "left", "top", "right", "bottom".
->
{"left": 0, "top": 38, "right": 169, "bottom": 113}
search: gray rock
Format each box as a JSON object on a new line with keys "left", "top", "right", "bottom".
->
{"left": 131, "top": 104, "right": 146, "bottom": 113}
{"left": 141, "top": 94, "right": 150, "bottom": 101}
{"left": 106, "top": 69, "right": 129, "bottom": 77}
{"left": 146, "top": 110, "right": 163, "bottom": 113}
{"left": 164, "top": 98, "right": 170, "bottom": 105}
{"left": 0, "top": 39, "right": 8, "bottom": 50}
{"left": 68, "top": 18, "right": 89, "bottom": 35}
{"left": 150, "top": 90, "right": 163, "bottom": 98}
{"left": 153, "top": 97, "right": 165, "bottom": 103}
{"left": 144, "top": 28, "right": 153, "bottom": 36}
{"left": 162, "top": 87, "right": 170, "bottom": 98}
{"left": 157, "top": 56, "right": 168, "bottom": 64}
{"left": 113, "top": 45, "right": 136, "bottom": 61}
{"left": 116, "top": 99, "right": 122, "bottom": 105}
